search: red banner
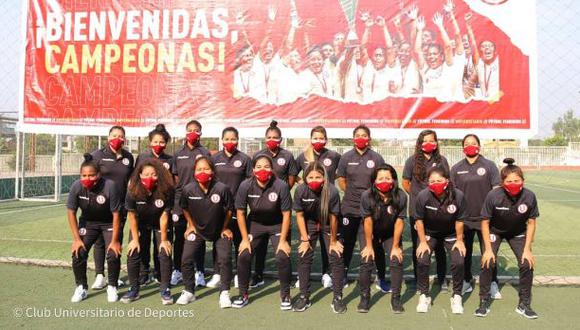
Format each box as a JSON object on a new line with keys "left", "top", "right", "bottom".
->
{"left": 21, "top": 0, "right": 537, "bottom": 138}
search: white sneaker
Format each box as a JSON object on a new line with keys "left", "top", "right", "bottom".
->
{"left": 195, "top": 271, "right": 206, "bottom": 287}
{"left": 234, "top": 275, "right": 239, "bottom": 288}
{"left": 219, "top": 290, "right": 232, "bottom": 308}
{"left": 170, "top": 270, "right": 183, "bottom": 286}
{"left": 176, "top": 290, "right": 196, "bottom": 305}
{"left": 321, "top": 274, "right": 332, "bottom": 289}
{"left": 450, "top": 294, "right": 464, "bottom": 314}
{"left": 71, "top": 285, "right": 87, "bottom": 303}
{"left": 106, "top": 285, "right": 118, "bottom": 302}
{"left": 294, "top": 276, "right": 300, "bottom": 289}
{"left": 91, "top": 274, "right": 106, "bottom": 290}
{"left": 462, "top": 280, "right": 473, "bottom": 295}
{"left": 490, "top": 281, "right": 502, "bottom": 300}
{"left": 416, "top": 294, "right": 431, "bottom": 313}
{"left": 207, "top": 274, "right": 221, "bottom": 288}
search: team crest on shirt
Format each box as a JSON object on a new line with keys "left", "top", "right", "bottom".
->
{"left": 425, "top": 235, "right": 431, "bottom": 241}
{"left": 489, "top": 234, "right": 497, "bottom": 243}
{"left": 122, "top": 158, "right": 130, "bottom": 166}
{"left": 234, "top": 160, "right": 242, "bottom": 168}
{"left": 477, "top": 167, "right": 487, "bottom": 176}
{"left": 155, "top": 199, "right": 164, "bottom": 208}
{"left": 342, "top": 218, "right": 349, "bottom": 225}
{"left": 277, "top": 158, "right": 286, "bottom": 166}
{"left": 323, "top": 158, "right": 332, "bottom": 167}
{"left": 163, "top": 162, "right": 170, "bottom": 170}
{"left": 211, "top": 194, "right": 221, "bottom": 203}
{"left": 172, "top": 214, "right": 180, "bottom": 222}
{"left": 387, "top": 205, "right": 394, "bottom": 215}
{"left": 447, "top": 204, "right": 457, "bottom": 214}
{"left": 366, "top": 160, "right": 375, "bottom": 168}
{"left": 96, "top": 195, "right": 106, "bottom": 204}
{"left": 79, "top": 228, "right": 86, "bottom": 236}
{"left": 268, "top": 192, "right": 278, "bottom": 202}
{"left": 518, "top": 204, "right": 528, "bottom": 214}
{"left": 187, "top": 233, "right": 196, "bottom": 241}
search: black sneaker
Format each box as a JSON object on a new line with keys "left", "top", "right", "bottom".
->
{"left": 120, "top": 287, "right": 140, "bottom": 303}
{"left": 250, "top": 274, "right": 265, "bottom": 288}
{"left": 474, "top": 298, "right": 491, "bottom": 317}
{"left": 391, "top": 295, "right": 404, "bottom": 314}
{"left": 516, "top": 302, "right": 538, "bottom": 319}
{"left": 357, "top": 295, "right": 371, "bottom": 313}
{"left": 161, "top": 289, "right": 173, "bottom": 305}
{"left": 139, "top": 274, "right": 151, "bottom": 286}
{"left": 292, "top": 295, "right": 311, "bottom": 312}
{"left": 331, "top": 297, "right": 347, "bottom": 314}
{"left": 280, "top": 295, "right": 292, "bottom": 311}
{"left": 232, "top": 294, "right": 249, "bottom": 308}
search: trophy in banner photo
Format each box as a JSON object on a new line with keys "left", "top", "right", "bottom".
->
{"left": 339, "top": 0, "right": 360, "bottom": 46}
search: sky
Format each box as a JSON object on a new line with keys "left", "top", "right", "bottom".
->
{"left": 0, "top": 0, "right": 579, "bottom": 138}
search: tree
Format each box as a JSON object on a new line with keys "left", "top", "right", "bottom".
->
{"left": 552, "top": 109, "right": 580, "bottom": 142}
{"left": 543, "top": 135, "right": 567, "bottom": 146}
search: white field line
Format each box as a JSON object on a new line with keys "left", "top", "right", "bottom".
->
{"left": 0, "top": 203, "right": 63, "bottom": 215}
{"left": 526, "top": 183, "right": 580, "bottom": 194}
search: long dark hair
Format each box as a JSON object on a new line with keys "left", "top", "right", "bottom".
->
{"left": 368, "top": 164, "right": 403, "bottom": 221}
{"left": 426, "top": 166, "right": 456, "bottom": 210}
{"left": 128, "top": 159, "right": 174, "bottom": 201}
{"left": 302, "top": 162, "right": 330, "bottom": 230}
{"left": 413, "top": 129, "right": 442, "bottom": 182}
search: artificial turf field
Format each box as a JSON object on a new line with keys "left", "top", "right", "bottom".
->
{"left": 1, "top": 169, "right": 580, "bottom": 328}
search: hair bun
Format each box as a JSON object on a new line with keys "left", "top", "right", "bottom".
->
{"left": 503, "top": 158, "right": 515, "bottom": 166}
{"left": 155, "top": 123, "right": 166, "bottom": 132}
{"left": 83, "top": 153, "right": 93, "bottom": 162}
{"left": 269, "top": 120, "right": 278, "bottom": 128}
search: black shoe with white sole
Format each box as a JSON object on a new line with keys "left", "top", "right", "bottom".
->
{"left": 292, "top": 295, "right": 311, "bottom": 312}
{"left": 280, "top": 296, "right": 292, "bottom": 311}
{"left": 474, "top": 298, "right": 491, "bottom": 317}
{"left": 391, "top": 295, "right": 405, "bottom": 314}
{"left": 250, "top": 274, "right": 265, "bottom": 289}
{"left": 331, "top": 297, "right": 347, "bottom": 314}
{"left": 357, "top": 295, "right": 370, "bottom": 313}
{"left": 232, "top": 294, "right": 249, "bottom": 308}
{"left": 516, "top": 302, "right": 538, "bottom": 319}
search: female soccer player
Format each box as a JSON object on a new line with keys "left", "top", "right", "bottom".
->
{"left": 358, "top": 164, "right": 406, "bottom": 313}
{"left": 176, "top": 157, "right": 235, "bottom": 308}
{"left": 67, "top": 154, "right": 122, "bottom": 303}
{"left": 414, "top": 166, "right": 466, "bottom": 314}
{"left": 475, "top": 158, "right": 539, "bottom": 319}
{"left": 121, "top": 159, "right": 174, "bottom": 305}
{"left": 292, "top": 162, "right": 346, "bottom": 313}
{"left": 232, "top": 155, "right": 292, "bottom": 310}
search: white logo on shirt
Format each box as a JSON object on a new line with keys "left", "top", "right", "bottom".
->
{"left": 96, "top": 195, "right": 106, "bottom": 204}
{"left": 79, "top": 196, "right": 89, "bottom": 200}
{"left": 447, "top": 204, "right": 457, "bottom": 214}
{"left": 426, "top": 206, "right": 438, "bottom": 211}
{"left": 366, "top": 160, "right": 375, "bottom": 168}
{"left": 122, "top": 158, "right": 130, "bottom": 166}
{"left": 195, "top": 154, "right": 203, "bottom": 160}
{"left": 302, "top": 198, "right": 315, "bottom": 202}
{"left": 163, "top": 162, "right": 170, "bottom": 170}
{"left": 347, "top": 162, "right": 359, "bottom": 166}
{"left": 234, "top": 160, "right": 242, "bottom": 168}
{"left": 477, "top": 167, "right": 487, "bottom": 176}
{"left": 248, "top": 194, "right": 261, "bottom": 198}
{"left": 457, "top": 171, "right": 469, "bottom": 175}
{"left": 211, "top": 194, "right": 221, "bottom": 203}
{"left": 323, "top": 158, "right": 332, "bottom": 167}
{"left": 79, "top": 228, "right": 86, "bottom": 236}
{"left": 172, "top": 214, "right": 180, "bottom": 222}
{"left": 188, "top": 196, "right": 202, "bottom": 200}
{"left": 248, "top": 234, "right": 253, "bottom": 242}
{"left": 425, "top": 235, "right": 431, "bottom": 241}
{"left": 187, "top": 233, "right": 196, "bottom": 241}
{"left": 518, "top": 204, "right": 528, "bottom": 214}
{"left": 387, "top": 205, "right": 394, "bottom": 215}
{"left": 268, "top": 192, "right": 278, "bottom": 202}
{"left": 155, "top": 199, "right": 164, "bottom": 208}
{"left": 342, "top": 218, "right": 349, "bottom": 226}
{"left": 277, "top": 158, "right": 286, "bottom": 166}
{"left": 490, "top": 234, "right": 497, "bottom": 243}
{"left": 495, "top": 207, "right": 510, "bottom": 211}
{"left": 177, "top": 156, "right": 189, "bottom": 159}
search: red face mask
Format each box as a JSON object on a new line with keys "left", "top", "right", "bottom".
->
{"left": 428, "top": 182, "right": 448, "bottom": 197}
{"left": 307, "top": 180, "right": 324, "bottom": 192}
{"left": 254, "top": 169, "right": 273, "bottom": 183}
{"left": 141, "top": 177, "right": 157, "bottom": 191}
{"left": 152, "top": 145, "right": 165, "bottom": 156}
{"left": 109, "top": 138, "right": 124, "bottom": 151}
{"left": 353, "top": 137, "right": 369, "bottom": 150}
{"left": 80, "top": 178, "right": 97, "bottom": 190}
{"left": 223, "top": 142, "right": 237, "bottom": 153}
{"left": 421, "top": 142, "right": 437, "bottom": 154}
{"left": 311, "top": 140, "right": 326, "bottom": 153}
{"left": 503, "top": 182, "right": 523, "bottom": 197}
{"left": 266, "top": 139, "right": 281, "bottom": 151}
{"left": 463, "top": 145, "right": 480, "bottom": 157}
{"left": 195, "top": 172, "right": 212, "bottom": 185}
{"left": 186, "top": 131, "right": 201, "bottom": 145}
{"left": 375, "top": 181, "right": 394, "bottom": 194}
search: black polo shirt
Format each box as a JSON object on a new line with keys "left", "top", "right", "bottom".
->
{"left": 414, "top": 188, "right": 467, "bottom": 238}
{"left": 292, "top": 183, "right": 341, "bottom": 225}
{"left": 336, "top": 148, "right": 386, "bottom": 218}
{"left": 125, "top": 190, "right": 173, "bottom": 228}
{"left": 235, "top": 177, "right": 292, "bottom": 226}
{"left": 172, "top": 143, "right": 211, "bottom": 189}
{"left": 360, "top": 189, "right": 407, "bottom": 239}
{"left": 211, "top": 150, "right": 253, "bottom": 196}
{"left": 450, "top": 155, "right": 500, "bottom": 222}
{"left": 135, "top": 150, "right": 174, "bottom": 173}
{"left": 91, "top": 146, "right": 134, "bottom": 202}
{"left": 481, "top": 187, "right": 539, "bottom": 237}
{"left": 296, "top": 148, "right": 342, "bottom": 183}
{"left": 253, "top": 148, "right": 299, "bottom": 183}
{"left": 402, "top": 154, "right": 450, "bottom": 216}
{"left": 67, "top": 178, "right": 121, "bottom": 223}
{"left": 180, "top": 180, "right": 234, "bottom": 241}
